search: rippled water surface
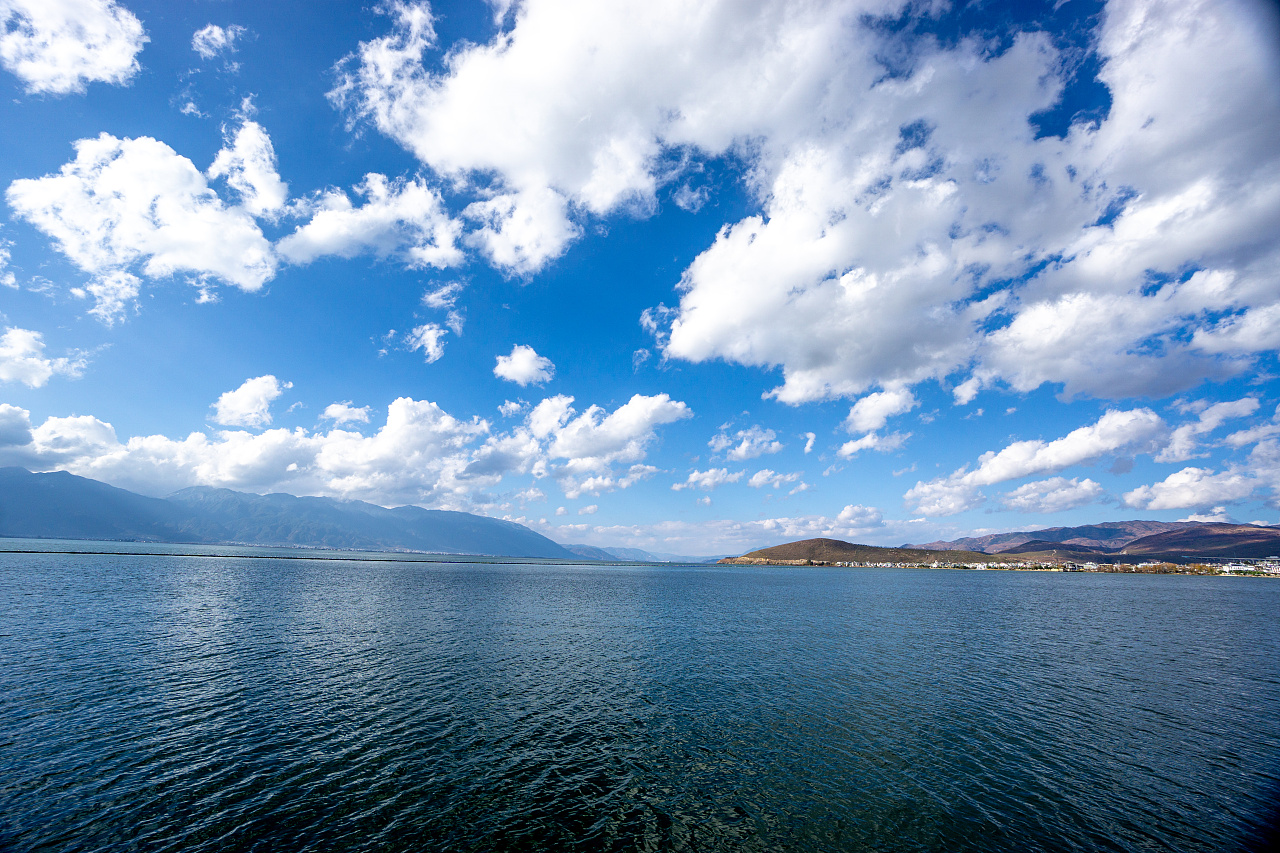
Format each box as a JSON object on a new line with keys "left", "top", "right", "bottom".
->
{"left": 2, "top": 541, "right": 1278, "bottom": 852}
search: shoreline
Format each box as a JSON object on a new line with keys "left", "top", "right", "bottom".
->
{"left": 717, "top": 556, "right": 1279, "bottom": 576}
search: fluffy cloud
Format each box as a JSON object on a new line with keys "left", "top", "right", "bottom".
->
{"left": 333, "top": 0, "right": 668, "bottom": 271}
{"left": 1180, "top": 506, "right": 1234, "bottom": 523}
{"left": 7, "top": 133, "right": 275, "bottom": 293}
{"left": 8, "top": 124, "right": 472, "bottom": 313}
{"left": 1156, "top": 397, "right": 1260, "bottom": 462}
{"left": 672, "top": 467, "right": 742, "bottom": 491}
{"left": 901, "top": 479, "right": 985, "bottom": 518}
{"left": 497, "top": 399, "right": 527, "bottom": 418}
{"left": 461, "top": 392, "right": 688, "bottom": 499}
{"left": 0, "top": 389, "right": 692, "bottom": 508}
{"left": 0, "top": 0, "right": 146, "bottom": 94}
{"left": 493, "top": 344, "right": 554, "bottom": 386}
{"left": 0, "top": 396, "right": 488, "bottom": 503}
{"left": 747, "top": 468, "right": 802, "bottom": 489}
{"left": 464, "top": 187, "right": 580, "bottom": 275}
{"left": 208, "top": 121, "right": 289, "bottom": 219}
{"left": 905, "top": 408, "right": 1165, "bottom": 515}
{"left": 277, "top": 174, "right": 462, "bottom": 269}
{"left": 558, "top": 464, "right": 657, "bottom": 500}
{"left": 709, "top": 425, "right": 783, "bottom": 461}
{"left": 191, "top": 24, "right": 245, "bottom": 59}
{"left": 0, "top": 327, "right": 84, "bottom": 387}
{"left": 999, "top": 477, "right": 1106, "bottom": 513}
{"left": 1123, "top": 467, "right": 1257, "bottom": 511}
{"left": 544, "top": 393, "right": 690, "bottom": 473}
{"left": 845, "top": 388, "right": 917, "bottom": 433}
{"left": 644, "top": 0, "right": 1279, "bottom": 403}
{"left": 211, "top": 375, "right": 292, "bottom": 428}
{"left": 966, "top": 409, "right": 1164, "bottom": 485}
{"left": 405, "top": 324, "right": 447, "bottom": 363}
{"left": 1192, "top": 303, "right": 1280, "bottom": 355}
{"left": 321, "top": 402, "right": 371, "bottom": 425}
{"left": 323, "top": 0, "right": 1280, "bottom": 403}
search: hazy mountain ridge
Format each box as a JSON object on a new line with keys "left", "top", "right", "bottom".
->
{"left": 0, "top": 468, "right": 574, "bottom": 558}
{"left": 910, "top": 521, "right": 1201, "bottom": 554}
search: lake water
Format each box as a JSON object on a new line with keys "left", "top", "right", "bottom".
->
{"left": 2, "top": 540, "right": 1277, "bottom": 851}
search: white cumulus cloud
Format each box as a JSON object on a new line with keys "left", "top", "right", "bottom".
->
{"left": 748, "top": 468, "right": 802, "bottom": 489}
{"left": 0, "top": 397, "right": 488, "bottom": 504}
{"left": 905, "top": 408, "right": 1165, "bottom": 515}
{"left": 1180, "top": 506, "right": 1235, "bottom": 523}
{"left": 672, "top": 467, "right": 742, "bottom": 491}
{"left": 464, "top": 187, "right": 580, "bottom": 276}
{"left": 208, "top": 121, "right": 289, "bottom": 219}
{"left": 0, "top": 0, "right": 146, "bottom": 94}
{"left": 211, "top": 375, "right": 292, "bottom": 429}
{"left": 651, "top": 0, "right": 1280, "bottom": 404}
{"left": 846, "top": 388, "right": 917, "bottom": 433}
{"left": 546, "top": 393, "right": 691, "bottom": 474}
{"left": 1123, "top": 467, "right": 1257, "bottom": 511}
{"left": 0, "top": 388, "right": 696, "bottom": 510}
{"left": 321, "top": 402, "right": 371, "bottom": 425}
{"left": 7, "top": 133, "right": 276, "bottom": 292}
{"left": 493, "top": 344, "right": 554, "bottom": 386}
{"left": 1000, "top": 477, "right": 1106, "bottom": 514}
{"left": 709, "top": 425, "right": 783, "bottom": 461}
{"left": 0, "top": 327, "right": 85, "bottom": 387}
{"left": 277, "top": 173, "right": 462, "bottom": 269}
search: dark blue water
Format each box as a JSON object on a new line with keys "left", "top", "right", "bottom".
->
{"left": 2, "top": 542, "right": 1278, "bottom": 852}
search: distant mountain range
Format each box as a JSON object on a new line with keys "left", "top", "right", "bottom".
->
{"left": 0, "top": 467, "right": 575, "bottom": 559}
{"left": 908, "top": 521, "right": 1195, "bottom": 553}
{"left": 912, "top": 519, "right": 1280, "bottom": 561}
{"left": 724, "top": 521, "right": 1280, "bottom": 566}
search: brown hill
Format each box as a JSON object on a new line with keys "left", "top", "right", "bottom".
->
{"left": 721, "top": 537, "right": 1016, "bottom": 565}
{"left": 1122, "top": 524, "right": 1280, "bottom": 559}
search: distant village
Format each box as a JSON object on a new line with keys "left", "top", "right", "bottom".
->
{"left": 726, "top": 557, "right": 1280, "bottom": 576}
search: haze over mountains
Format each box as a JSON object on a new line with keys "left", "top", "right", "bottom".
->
{"left": 4, "top": 468, "right": 1277, "bottom": 563}
{"left": 0, "top": 468, "right": 574, "bottom": 558}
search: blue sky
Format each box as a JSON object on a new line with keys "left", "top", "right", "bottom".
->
{"left": 1, "top": 0, "right": 1278, "bottom": 555}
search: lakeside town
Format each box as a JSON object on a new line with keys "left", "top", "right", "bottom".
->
{"left": 719, "top": 556, "right": 1280, "bottom": 576}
